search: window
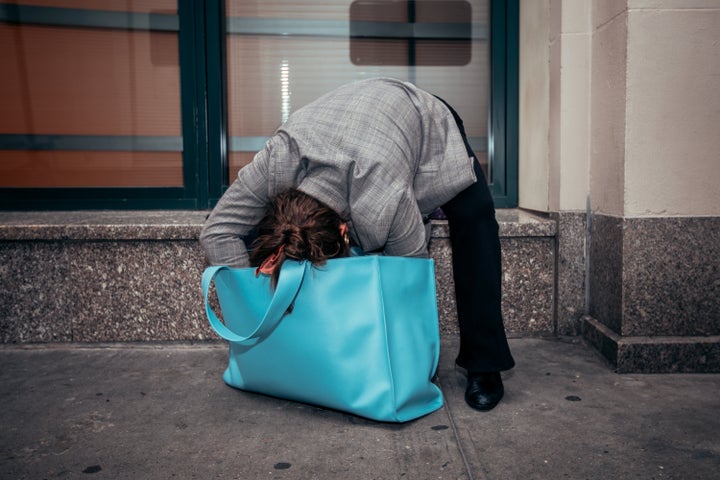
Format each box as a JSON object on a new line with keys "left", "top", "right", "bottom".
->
{"left": 0, "top": 0, "right": 517, "bottom": 210}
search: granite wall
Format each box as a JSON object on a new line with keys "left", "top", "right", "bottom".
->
{"left": 552, "top": 212, "right": 587, "bottom": 336}
{"left": 0, "top": 212, "right": 215, "bottom": 343}
{"left": 0, "top": 210, "right": 558, "bottom": 343}
{"left": 430, "top": 209, "right": 557, "bottom": 337}
{"left": 9, "top": 210, "right": 716, "bottom": 373}
{"left": 584, "top": 213, "right": 720, "bottom": 373}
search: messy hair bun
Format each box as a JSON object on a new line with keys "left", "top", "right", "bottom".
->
{"left": 249, "top": 188, "right": 350, "bottom": 287}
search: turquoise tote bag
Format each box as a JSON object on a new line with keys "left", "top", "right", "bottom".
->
{"left": 202, "top": 256, "right": 444, "bottom": 423}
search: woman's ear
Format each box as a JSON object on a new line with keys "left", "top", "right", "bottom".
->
{"left": 340, "top": 222, "right": 349, "bottom": 246}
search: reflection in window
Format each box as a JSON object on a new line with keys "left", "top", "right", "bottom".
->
{"left": 225, "top": 0, "right": 489, "bottom": 181}
{"left": 350, "top": 0, "right": 472, "bottom": 66}
{"left": 0, "top": 3, "right": 182, "bottom": 188}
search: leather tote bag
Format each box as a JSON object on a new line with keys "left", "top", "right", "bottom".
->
{"left": 201, "top": 255, "right": 444, "bottom": 423}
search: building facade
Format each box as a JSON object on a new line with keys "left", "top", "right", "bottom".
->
{"left": 1, "top": 0, "right": 718, "bottom": 372}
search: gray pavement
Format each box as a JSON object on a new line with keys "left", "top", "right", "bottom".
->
{"left": 1, "top": 337, "right": 718, "bottom": 480}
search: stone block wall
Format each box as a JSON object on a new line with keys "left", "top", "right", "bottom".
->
{"left": 0, "top": 210, "right": 558, "bottom": 343}
{"left": 583, "top": 214, "right": 720, "bottom": 373}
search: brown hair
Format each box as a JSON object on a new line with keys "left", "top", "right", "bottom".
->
{"left": 249, "top": 188, "right": 350, "bottom": 287}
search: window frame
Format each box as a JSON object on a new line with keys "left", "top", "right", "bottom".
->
{"left": 488, "top": 0, "right": 518, "bottom": 208}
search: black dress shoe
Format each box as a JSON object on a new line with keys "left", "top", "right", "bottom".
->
{"left": 465, "top": 372, "right": 504, "bottom": 411}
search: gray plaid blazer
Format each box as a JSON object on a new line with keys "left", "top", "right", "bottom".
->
{"left": 201, "top": 78, "right": 476, "bottom": 267}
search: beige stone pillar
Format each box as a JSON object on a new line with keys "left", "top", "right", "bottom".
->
{"left": 584, "top": 0, "right": 720, "bottom": 372}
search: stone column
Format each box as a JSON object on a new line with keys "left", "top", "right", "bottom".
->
{"left": 584, "top": 0, "right": 720, "bottom": 372}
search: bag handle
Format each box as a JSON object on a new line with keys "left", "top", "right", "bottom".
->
{"left": 202, "top": 260, "right": 308, "bottom": 344}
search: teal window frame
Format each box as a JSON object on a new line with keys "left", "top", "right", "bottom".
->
{"left": 0, "top": 0, "right": 517, "bottom": 210}
{"left": 489, "top": 0, "right": 519, "bottom": 208}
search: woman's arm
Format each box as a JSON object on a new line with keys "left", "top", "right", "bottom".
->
{"left": 383, "top": 189, "right": 429, "bottom": 258}
{"left": 200, "top": 151, "right": 271, "bottom": 267}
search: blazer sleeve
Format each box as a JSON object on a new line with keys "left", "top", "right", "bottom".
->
{"left": 383, "top": 189, "right": 429, "bottom": 258}
{"left": 199, "top": 149, "right": 271, "bottom": 267}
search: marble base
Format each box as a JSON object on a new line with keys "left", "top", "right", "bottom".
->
{"left": 430, "top": 210, "right": 556, "bottom": 337}
{"left": 1, "top": 209, "right": 558, "bottom": 343}
{"left": 0, "top": 240, "right": 215, "bottom": 343}
{"left": 430, "top": 237, "right": 555, "bottom": 336}
{"left": 583, "top": 316, "right": 720, "bottom": 373}
{"left": 589, "top": 214, "right": 720, "bottom": 337}
{"left": 552, "top": 212, "right": 587, "bottom": 335}
{"left": 584, "top": 213, "right": 720, "bottom": 372}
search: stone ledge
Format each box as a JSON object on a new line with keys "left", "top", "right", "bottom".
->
{"left": 0, "top": 208, "right": 556, "bottom": 241}
{"left": 583, "top": 316, "right": 720, "bottom": 373}
{"left": 0, "top": 211, "right": 207, "bottom": 241}
{"left": 432, "top": 209, "right": 556, "bottom": 238}
{"left": 0, "top": 209, "right": 557, "bottom": 343}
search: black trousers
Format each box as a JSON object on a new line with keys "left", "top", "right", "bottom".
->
{"left": 438, "top": 100, "right": 515, "bottom": 373}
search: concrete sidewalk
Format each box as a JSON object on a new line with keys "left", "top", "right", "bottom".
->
{"left": 1, "top": 337, "right": 718, "bottom": 480}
